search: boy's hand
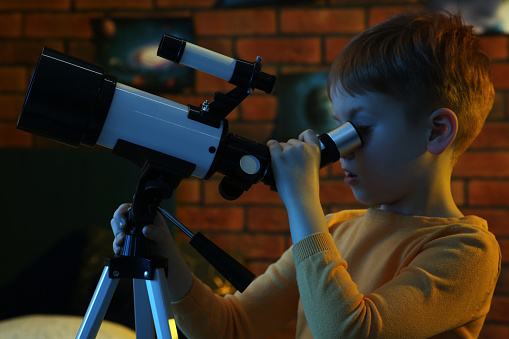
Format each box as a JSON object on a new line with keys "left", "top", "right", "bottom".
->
{"left": 111, "top": 203, "right": 195, "bottom": 301}
{"left": 267, "top": 129, "right": 327, "bottom": 242}
{"left": 267, "top": 129, "right": 321, "bottom": 206}
{"left": 111, "top": 203, "right": 175, "bottom": 259}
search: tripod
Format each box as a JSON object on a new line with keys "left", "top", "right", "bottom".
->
{"left": 76, "top": 140, "right": 255, "bottom": 338}
{"left": 76, "top": 255, "right": 175, "bottom": 338}
{"left": 76, "top": 140, "right": 196, "bottom": 339}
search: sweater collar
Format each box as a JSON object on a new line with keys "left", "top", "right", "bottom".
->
{"left": 363, "top": 207, "right": 488, "bottom": 230}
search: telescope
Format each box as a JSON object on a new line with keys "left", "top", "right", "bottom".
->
{"left": 17, "top": 34, "right": 362, "bottom": 201}
{"left": 17, "top": 34, "right": 363, "bottom": 338}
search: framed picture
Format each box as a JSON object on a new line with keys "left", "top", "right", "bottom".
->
{"left": 92, "top": 18, "right": 195, "bottom": 93}
{"left": 273, "top": 71, "right": 337, "bottom": 142}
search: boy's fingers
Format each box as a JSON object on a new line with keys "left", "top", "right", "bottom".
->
{"left": 111, "top": 203, "right": 131, "bottom": 237}
{"left": 112, "top": 203, "right": 131, "bottom": 221}
{"left": 267, "top": 139, "right": 286, "bottom": 157}
{"left": 142, "top": 225, "right": 157, "bottom": 240}
{"left": 113, "top": 234, "right": 125, "bottom": 254}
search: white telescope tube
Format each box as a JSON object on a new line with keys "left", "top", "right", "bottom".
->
{"left": 179, "top": 42, "right": 236, "bottom": 83}
{"left": 158, "top": 34, "right": 276, "bottom": 94}
{"left": 97, "top": 83, "right": 224, "bottom": 179}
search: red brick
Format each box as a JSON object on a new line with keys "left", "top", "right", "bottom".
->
{"left": 453, "top": 152, "right": 509, "bottom": 178}
{"left": 240, "top": 95, "right": 277, "bottom": 121}
{"left": 369, "top": 6, "right": 425, "bottom": 27}
{"left": 330, "top": 161, "right": 346, "bottom": 177}
{"left": 109, "top": 10, "right": 191, "bottom": 19}
{"left": 75, "top": 0, "right": 152, "bottom": 9}
{"left": 0, "top": 67, "right": 27, "bottom": 92}
{"left": 237, "top": 38, "right": 321, "bottom": 64}
{"left": 0, "top": 95, "right": 24, "bottom": 121}
{"left": 506, "top": 93, "right": 509, "bottom": 119}
{"left": 471, "top": 123, "right": 509, "bottom": 148}
{"left": 461, "top": 209, "right": 509, "bottom": 236}
{"left": 205, "top": 233, "right": 287, "bottom": 260}
{"left": 0, "top": 41, "right": 64, "bottom": 64}
{"left": 195, "top": 10, "right": 276, "bottom": 36}
{"left": 452, "top": 180, "right": 465, "bottom": 206}
{"left": 68, "top": 41, "right": 97, "bottom": 63}
{"left": 247, "top": 207, "right": 289, "bottom": 232}
{"left": 25, "top": 13, "right": 102, "bottom": 39}
{"left": 499, "top": 239, "right": 509, "bottom": 264}
{"left": 480, "top": 35, "right": 509, "bottom": 61}
{"left": 325, "top": 37, "right": 351, "bottom": 63}
{"left": 196, "top": 38, "right": 233, "bottom": 58}
{"left": 469, "top": 181, "right": 509, "bottom": 207}
{"left": 492, "top": 63, "right": 509, "bottom": 90}
{"left": 479, "top": 324, "right": 509, "bottom": 339}
{"left": 487, "top": 92, "right": 505, "bottom": 121}
{"left": 176, "top": 206, "right": 244, "bottom": 231}
{"left": 0, "top": 123, "right": 32, "bottom": 148}
{"left": 228, "top": 121, "right": 274, "bottom": 143}
{"left": 0, "top": 0, "right": 70, "bottom": 10}
{"left": 319, "top": 166, "right": 330, "bottom": 179}
{"left": 319, "top": 180, "right": 358, "bottom": 205}
{"left": 0, "top": 14, "right": 21, "bottom": 37}
{"left": 176, "top": 179, "right": 201, "bottom": 204}
{"left": 281, "top": 9, "right": 365, "bottom": 34}
{"left": 196, "top": 71, "right": 236, "bottom": 94}
{"left": 156, "top": 0, "right": 216, "bottom": 8}
{"left": 494, "top": 266, "right": 509, "bottom": 294}
{"left": 486, "top": 296, "right": 509, "bottom": 322}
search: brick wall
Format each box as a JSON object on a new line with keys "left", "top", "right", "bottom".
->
{"left": 1, "top": 0, "right": 507, "bottom": 338}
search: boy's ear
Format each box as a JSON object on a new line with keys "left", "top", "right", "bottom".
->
{"left": 426, "top": 108, "right": 458, "bottom": 155}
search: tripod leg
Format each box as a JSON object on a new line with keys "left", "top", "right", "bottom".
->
{"left": 146, "top": 267, "right": 176, "bottom": 339}
{"left": 76, "top": 266, "right": 119, "bottom": 339}
{"left": 134, "top": 279, "right": 155, "bottom": 338}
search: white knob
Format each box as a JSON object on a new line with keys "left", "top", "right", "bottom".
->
{"left": 240, "top": 155, "right": 260, "bottom": 175}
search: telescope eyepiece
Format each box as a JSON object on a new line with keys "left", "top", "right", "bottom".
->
{"left": 157, "top": 34, "right": 186, "bottom": 64}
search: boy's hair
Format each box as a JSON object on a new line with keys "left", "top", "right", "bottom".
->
{"left": 327, "top": 11, "right": 495, "bottom": 162}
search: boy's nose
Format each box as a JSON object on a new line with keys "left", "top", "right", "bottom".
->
{"left": 341, "top": 150, "right": 355, "bottom": 160}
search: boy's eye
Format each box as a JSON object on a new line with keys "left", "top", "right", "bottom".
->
{"left": 355, "top": 125, "right": 372, "bottom": 141}
{"left": 356, "top": 125, "right": 371, "bottom": 131}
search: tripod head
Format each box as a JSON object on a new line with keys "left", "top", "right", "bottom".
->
{"left": 113, "top": 139, "right": 255, "bottom": 291}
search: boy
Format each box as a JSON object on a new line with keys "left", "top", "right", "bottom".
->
{"left": 112, "top": 11, "right": 500, "bottom": 338}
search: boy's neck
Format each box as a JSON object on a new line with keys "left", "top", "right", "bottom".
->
{"left": 381, "top": 197, "right": 463, "bottom": 218}
{"left": 381, "top": 162, "right": 463, "bottom": 218}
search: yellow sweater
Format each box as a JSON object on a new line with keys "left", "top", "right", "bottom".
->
{"left": 172, "top": 208, "right": 501, "bottom": 338}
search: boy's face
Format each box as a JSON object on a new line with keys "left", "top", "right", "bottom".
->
{"left": 331, "top": 90, "right": 431, "bottom": 212}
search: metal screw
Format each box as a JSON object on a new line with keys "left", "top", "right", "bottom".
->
{"left": 202, "top": 100, "right": 210, "bottom": 112}
{"left": 144, "top": 271, "right": 150, "bottom": 279}
{"left": 112, "top": 270, "right": 119, "bottom": 277}
{"left": 255, "top": 56, "right": 262, "bottom": 63}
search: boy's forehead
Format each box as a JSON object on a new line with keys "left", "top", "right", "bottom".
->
{"left": 331, "top": 90, "right": 408, "bottom": 120}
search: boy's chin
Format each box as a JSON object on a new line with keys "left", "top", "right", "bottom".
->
{"left": 351, "top": 190, "right": 383, "bottom": 206}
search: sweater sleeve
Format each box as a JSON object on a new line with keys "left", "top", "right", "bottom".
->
{"left": 293, "top": 227, "right": 501, "bottom": 339}
{"left": 171, "top": 246, "right": 300, "bottom": 339}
